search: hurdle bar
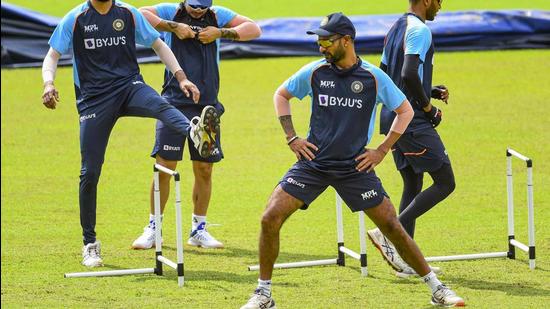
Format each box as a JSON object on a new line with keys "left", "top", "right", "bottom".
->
{"left": 424, "top": 148, "right": 535, "bottom": 269}
{"left": 65, "top": 164, "right": 186, "bottom": 285}
{"left": 248, "top": 193, "right": 368, "bottom": 276}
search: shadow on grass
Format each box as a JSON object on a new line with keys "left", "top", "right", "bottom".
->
{"left": 440, "top": 275, "right": 550, "bottom": 297}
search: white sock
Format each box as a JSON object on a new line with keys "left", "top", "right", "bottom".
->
{"left": 257, "top": 279, "right": 272, "bottom": 297}
{"left": 148, "top": 214, "right": 163, "bottom": 230}
{"left": 192, "top": 214, "right": 206, "bottom": 230}
{"left": 422, "top": 271, "right": 443, "bottom": 293}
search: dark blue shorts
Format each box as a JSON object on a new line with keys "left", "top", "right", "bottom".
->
{"left": 391, "top": 127, "right": 451, "bottom": 173}
{"left": 279, "top": 161, "right": 388, "bottom": 212}
{"left": 151, "top": 102, "right": 224, "bottom": 162}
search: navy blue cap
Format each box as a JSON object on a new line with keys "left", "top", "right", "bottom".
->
{"left": 187, "top": 0, "right": 212, "bottom": 7}
{"left": 307, "top": 12, "right": 356, "bottom": 39}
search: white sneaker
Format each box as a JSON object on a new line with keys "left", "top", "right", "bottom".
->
{"left": 187, "top": 227, "right": 224, "bottom": 249}
{"left": 367, "top": 228, "right": 408, "bottom": 272}
{"left": 396, "top": 265, "right": 442, "bottom": 278}
{"left": 132, "top": 226, "right": 162, "bottom": 250}
{"left": 82, "top": 241, "right": 103, "bottom": 267}
{"left": 189, "top": 106, "right": 220, "bottom": 158}
{"left": 431, "top": 285, "right": 465, "bottom": 307}
{"left": 240, "top": 289, "right": 276, "bottom": 309}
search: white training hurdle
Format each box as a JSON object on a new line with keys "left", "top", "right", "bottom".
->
{"left": 65, "top": 164, "right": 186, "bottom": 286}
{"left": 248, "top": 148, "right": 536, "bottom": 275}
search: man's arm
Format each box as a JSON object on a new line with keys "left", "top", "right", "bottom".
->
{"left": 274, "top": 86, "right": 318, "bottom": 161}
{"left": 41, "top": 47, "right": 61, "bottom": 109}
{"left": 355, "top": 100, "right": 413, "bottom": 172}
{"left": 151, "top": 38, "right": 200, "bottom": 102}
{"left": 198, "top": 14, "right": 261, "bottom": 44}
{"left": 139, "top": 6, "right": 195, "bottom": 40}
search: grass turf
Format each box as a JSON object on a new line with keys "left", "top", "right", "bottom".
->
{"left": 2, "top": 0, "right": 550, "bottom": 308}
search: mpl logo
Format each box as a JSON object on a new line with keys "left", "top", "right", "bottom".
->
{"left": 286, "top": 177, "right": 306, "bottom": 189}
{"left": 320, "top": 80, "right": 336, "bottom": 88}
{"left": 79, "top": 113, "right": 96, "bottom": 122}
{"left": 361, "top": 190, "right": 378, "bottom": 200}
{"left": 84, "top": 24, "right": 99, "bottom": 33}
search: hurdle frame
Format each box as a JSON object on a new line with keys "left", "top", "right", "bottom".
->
{"left": 64, "top": 164, "right": 186, "bottom": 286}
{"left": 248, "top": 193, "right": 368, "bottom": 276}
{"left": 249, "top": 148, "right": 536, "bottom": 274}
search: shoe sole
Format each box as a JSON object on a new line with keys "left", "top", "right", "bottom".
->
{"left": 198, "top": 106, "right": 220, "bottom": 158}
{"left": 367, "top": 231, "right": 403, "bottom": 272}
{"left": 82, "top": 260, "right": 104, "bottom": 267}
{"left": 187, "top": 239, "right": 224, "bottom": 249}
{"left": 430, "top": 300, "right": 465, "bottom": 307}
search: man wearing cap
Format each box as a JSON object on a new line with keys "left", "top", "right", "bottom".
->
{"left": 132, "top": 0, "right": 261, "bottom": 249}
{"left": 241, "top": 12, "right": 464, "bottom": 309}
{"left": 367, "top": 0, "right": 457, "bottom": 280}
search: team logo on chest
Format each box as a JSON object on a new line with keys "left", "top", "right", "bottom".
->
{"left": 351, "top": 81, "right": 364, "bottom": 93}
{"left": 113, "top": 19, "right": 125, "bottom": 31}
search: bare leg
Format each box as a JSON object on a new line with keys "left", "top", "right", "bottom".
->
{"left": 191, "top": 161, "right": 213, "bottom": 216}
{"left": 364, "top": 197, "right": 430, "bottom": 276}
{"left": 149, "top": 155, "right": 178, "bottom": 215}
{"left": 259, "top": 185, "right": 304, "bottom": 280}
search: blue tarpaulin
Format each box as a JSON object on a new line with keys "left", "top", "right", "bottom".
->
{"left": 2, "top": 2, "right": 549, "bottom": 68}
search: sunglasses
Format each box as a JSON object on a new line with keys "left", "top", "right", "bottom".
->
{"left": 317, "top": 35, "right": 343, "bottom": 48}
{"left": 188, "top": 4, "right": 209, "bottom": 10}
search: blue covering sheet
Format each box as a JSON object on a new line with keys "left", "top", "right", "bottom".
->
{"left": 2, "top": 2, "right": 549, "bottom": 68}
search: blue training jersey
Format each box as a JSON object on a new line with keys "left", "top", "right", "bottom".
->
{"left": 379, "top": 13, "right": 434, "bottom": 134}
{"left": 48, "top": 1, "right": 160, "bottom": 106}
{"left": 153, "top": 4, "right": 236, "bottom": 105}
{"left": 283, "top": 58, "right": 406, "bottom": 169}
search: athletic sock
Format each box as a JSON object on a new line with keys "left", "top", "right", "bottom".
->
{"left": 192, "top": 214, "right": 206, "bottom": 231}
{"left": 422, "top": 271, "right": 443, "bottom": 293}
{"left": 148, "top": 214, "right": 163, "bottom": 230}
{"left": 257, "top": 279, "right": 272, "bottom": 297}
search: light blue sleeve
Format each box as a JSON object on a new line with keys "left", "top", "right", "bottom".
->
{"left": 282, "top": 60, "right": 324, "bottom": 100}
{"left": 129, "top": 6, "right": 160, "bottom": 47}
{"left": 48, "top": 9, "right": 79, "bottom": 54}
{"left": 371, "top": 67, "right": 407, "bottom": 111}
{"left": 381, "top": 47, "right": 388, "bottom": 66}
{"left": 404, "top": 24, "right": 431, "bottom": 62}
{"left": 212, "top": 6, "right": 238, "bottom": 28}
{"left": 154, "top": 3, "right": 178, "bottom": 21}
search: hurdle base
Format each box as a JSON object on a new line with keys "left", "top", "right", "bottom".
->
{"left": 64, "top": 268, "right": 155, "bottom": 278}
{"left": 425, "top": 252, "right": 507, "bottom": 263}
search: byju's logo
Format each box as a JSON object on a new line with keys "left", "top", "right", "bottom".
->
{"left": 317, "top": 94, "right": 363, "bottom": 109}
{"left": 84, "top": 36, "right": 127, "bottom": 50}
{"left": 79, "top": 113, "right": 96, "bottom": 122}
{"left": 361, "top": 190, "right": 378, "bottom": 200}
{"left": 286, "top": 177, "right": 306, "bottom": 189}
{"left": 84, "top": 38, "right": 95, "bottom": 49}
{"left": 163, "top": 145, "right": 181, "bottom": 151}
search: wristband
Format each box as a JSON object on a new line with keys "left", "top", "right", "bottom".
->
{"left": 287, "top": 136, "right": 299, "bottom": 145}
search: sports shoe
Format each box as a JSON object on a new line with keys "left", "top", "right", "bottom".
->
{"left": 187, "top": 223, "right": 224, "bottom": 249}
{"left": 396, "top": 265, "right": 442, "bottom": 278}
{"left": 132, "top": 226, "right": 162, "bottom": 250}
{"left": 189, "top": 106, "right": 220, "bottom": 158}
{"left": 431, "top": 285, "right": 465, "bottom": 307}
{"left": 82, "top": 241, "right": 103, "bottom": 267}
{"left": 367, "top": 228, "right": 408, "bottom": 272}
{"left": 240, "top": 289, "right": 276, "bottom": 309}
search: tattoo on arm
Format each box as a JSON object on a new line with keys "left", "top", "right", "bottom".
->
{"left": 279, "top": 115, "right": 297, "bottom": 141}
{"left": 167, "top": 21, "right": 179, "bottom": 29}
{"left": 220, "top": 28, "right": 239, "bottom": 40}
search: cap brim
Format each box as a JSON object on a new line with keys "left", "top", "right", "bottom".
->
{"left": 187, "top": 0, "right": 212, "bottom": 7}
{"left": 306, "top": 28, "right": 334, "bottom": 37}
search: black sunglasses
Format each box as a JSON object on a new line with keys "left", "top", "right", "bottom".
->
{"left": 188, "top": 4, "right": 209, "bottom": 10}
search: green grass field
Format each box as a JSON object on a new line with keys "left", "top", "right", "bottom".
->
{"left": 2, "top": 1, "right": 550, "bottom": 308}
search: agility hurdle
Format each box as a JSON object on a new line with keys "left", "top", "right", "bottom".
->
{"left": 65, "top": 164, "right": 186, "bottom": 286}
{"left": 248, "top": 193, "right": 368, "bottom": 276}
{"left": 423, "top": 148, "right": 535, "bottom": 268}
{"left": 249, "top": 148, "right": 536, "bottom": 275}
